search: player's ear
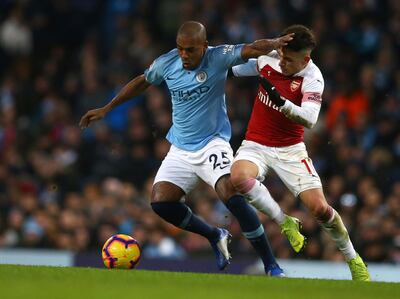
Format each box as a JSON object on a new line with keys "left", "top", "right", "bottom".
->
{"left": 204, "top": 40, "right": 209, "bottom": 49}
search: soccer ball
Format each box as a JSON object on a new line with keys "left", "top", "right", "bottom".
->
{"left": 102, "top": 234, "right": 141, "bottom": 269}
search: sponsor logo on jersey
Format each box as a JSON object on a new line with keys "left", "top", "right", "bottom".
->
{"left": 258, "top": 90, "right": 282, "bottom": 111}
{"left": 290, "top": 80, "right": 301, "bottom": 92}
{"left": 222, "top": 45, "right": 234, "bottom": 55}
{"left": 170, "top": 86, "right": 210, "bottom": 101}
{"left": 196, "top": 71, "right": 208, "bottom": 83}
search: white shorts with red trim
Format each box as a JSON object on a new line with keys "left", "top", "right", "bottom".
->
{"left": 234, "top": 140, "right": 322, "bottom": 197}
{"left": 154, "top": 138, "right": 233, "bottom": 194}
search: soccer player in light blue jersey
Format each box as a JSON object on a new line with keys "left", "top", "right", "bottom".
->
{"left": 80, "top": 21, "right": 293, "bottom": 276}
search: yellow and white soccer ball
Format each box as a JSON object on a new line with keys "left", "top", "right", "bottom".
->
{"left": 102, "top": 234, "right": 141, "bottom": 269}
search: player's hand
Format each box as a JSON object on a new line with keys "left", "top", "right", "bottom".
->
{"left": 79, "top": 107, "right": 108, "bottom": 129}
{"left": 258, "top": 76, "right": 286, "bottom": 107}
{"left": 270, "top": 33, "right": 294, "bottom": 49}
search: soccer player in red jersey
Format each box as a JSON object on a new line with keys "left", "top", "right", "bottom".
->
{"left": 81, "top": 21, "right": 294, "bottom": 276}
{"left": 229, "top": 25, "right": 370, "bottom": 281}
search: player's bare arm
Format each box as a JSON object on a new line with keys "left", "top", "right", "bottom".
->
{"left": 79, "top": 74, "right": 151, "bottom": 129}
{"left": 241, "top": 34, "right": 294, "bottom": 60}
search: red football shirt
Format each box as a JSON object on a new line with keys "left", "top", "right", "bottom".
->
{"left": 235, "top": 52, "right": 324, "bottom": 147}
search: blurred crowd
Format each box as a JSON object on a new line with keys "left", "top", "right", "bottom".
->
{"left": 0, "top": 0, "right": 399, "bottom": 264}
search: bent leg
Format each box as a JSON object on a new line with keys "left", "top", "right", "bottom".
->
{"left": 300, "top": 188, "right": 370, "bottom": 281}
{"left": 299, "top": 188, "right": 357, "bottom": 260}
{"left": 151, "top": 181, "right": 220, "bottom": 241}
{"left": 230, "top": 160, "right": 285, "bottom": 223}
{"left": 151, "top": 181, "right": 231, "bottom": 270}
{"left": 230, "top": 161, "right": 305, "bottom": 253}
{"left": 152, "top": 141, "right": 236, "bottom": 270}
{"left": 215, "top": 175, "right": 282, "bottom": 275}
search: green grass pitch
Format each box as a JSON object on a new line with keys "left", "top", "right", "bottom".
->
{"left": 0, "top": 264, "right": 398, "bottom": 299}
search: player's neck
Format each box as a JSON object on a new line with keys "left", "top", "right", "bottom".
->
{"left": 290, "top": 61, "right": 309, "bottom": 77}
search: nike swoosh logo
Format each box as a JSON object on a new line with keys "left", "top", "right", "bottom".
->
{"left": 220, "top": 165, "right": 230, "bottom": 170}
{"left": 166, "top": 76, "right": 176, "bottom": 80}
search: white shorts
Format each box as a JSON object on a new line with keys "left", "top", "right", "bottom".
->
{"left": 234, "top": 140, "right": 322, "bottom": 197}
{"left": 154, "top": 138, "right": 233, "bottom": 194}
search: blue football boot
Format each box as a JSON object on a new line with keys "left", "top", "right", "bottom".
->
{"left": 210, "top": 228, "right": 232, "bottom": 270}
{"left": 265, "top": 263, "right": 286, "bottom": 277}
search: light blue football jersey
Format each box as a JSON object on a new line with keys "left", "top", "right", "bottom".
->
{"left": 144, "top": 44, "right": 244, "bottom": 151}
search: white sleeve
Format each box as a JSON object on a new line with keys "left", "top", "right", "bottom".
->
{"left": 280, "top": 66, "right": 324, "bottom": 128}
{"left": 281, "top": 100, "right": 321, "bottom": 129}
{"left": 231, "top": 59, "right": 259, "bottom": 77}
{"left": 301, "top": 70, "right": 324, "bottom": 94}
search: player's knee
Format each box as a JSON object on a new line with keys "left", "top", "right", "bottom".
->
{"left": 151, "top": 183, "right": 183, "bottom": 203}
{"left": 215, "top": 175, "right": 236, "bottom": 202}
{"left": 230, "top": 160, "right": 258, "bottom": 189}
{"left": 150, "top": 189, "right": 165, "bottom": 203}
{"left": 312, "top": 203, "right": 334, "bottom": 223}
{"left": 231, "top": 164, "right": 256, "bottom": 194}
{"left": 231, "top": 177, "right": 256, "bottom": 194}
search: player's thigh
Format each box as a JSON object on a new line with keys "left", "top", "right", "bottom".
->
{"left": 152, "top": 181, "right": 185, "bottom": 203}
{"left": 272, "top": 143, "right": 322, "bottom": 197}
{"left": 195, "top": 139, "right": 234, "bottom": 193}
{"left": 233, "top": 140, "right": 269, "bottom": 182}
{"left": 153, "top": 146, "right": 198, "bottom": 196}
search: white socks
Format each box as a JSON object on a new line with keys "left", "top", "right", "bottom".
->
{"left": 241, "top": 179, "right": 285, "bottom": 224}
{"left": 238, "top": 178, "right": 357, "bottom": 261}
{"left": 321, "top": 209, "right": 357, "bottom": 261}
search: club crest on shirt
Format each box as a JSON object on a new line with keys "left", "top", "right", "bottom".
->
{"left": 196, "top": 71, "right": 208, "bottom": 83}
{"left": 290, "top": 80, "right": 301, "bottom": 92}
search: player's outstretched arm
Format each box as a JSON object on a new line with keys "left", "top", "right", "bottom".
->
{"left": 241, "top": 34, "right": 294, "bottom": 60}
{"left": 79, "top": 74, "right": 151, "bottom": 129}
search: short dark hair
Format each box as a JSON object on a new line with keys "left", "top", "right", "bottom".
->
{"left": 280, "top": 25, "right": 316, "bottom": 52}
{"left": 177, "top": 21, "right": 207, "bottom": 41}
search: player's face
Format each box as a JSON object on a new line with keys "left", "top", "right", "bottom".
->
{"left": 278, "top": 48, "right": 310, "bottom": 76}
{"left": 176, "top": 35, "right": 208, "bottom": 70}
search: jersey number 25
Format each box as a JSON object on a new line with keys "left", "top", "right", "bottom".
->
{"left": 209, "top": 152, "right": 231, "bottom": 170}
